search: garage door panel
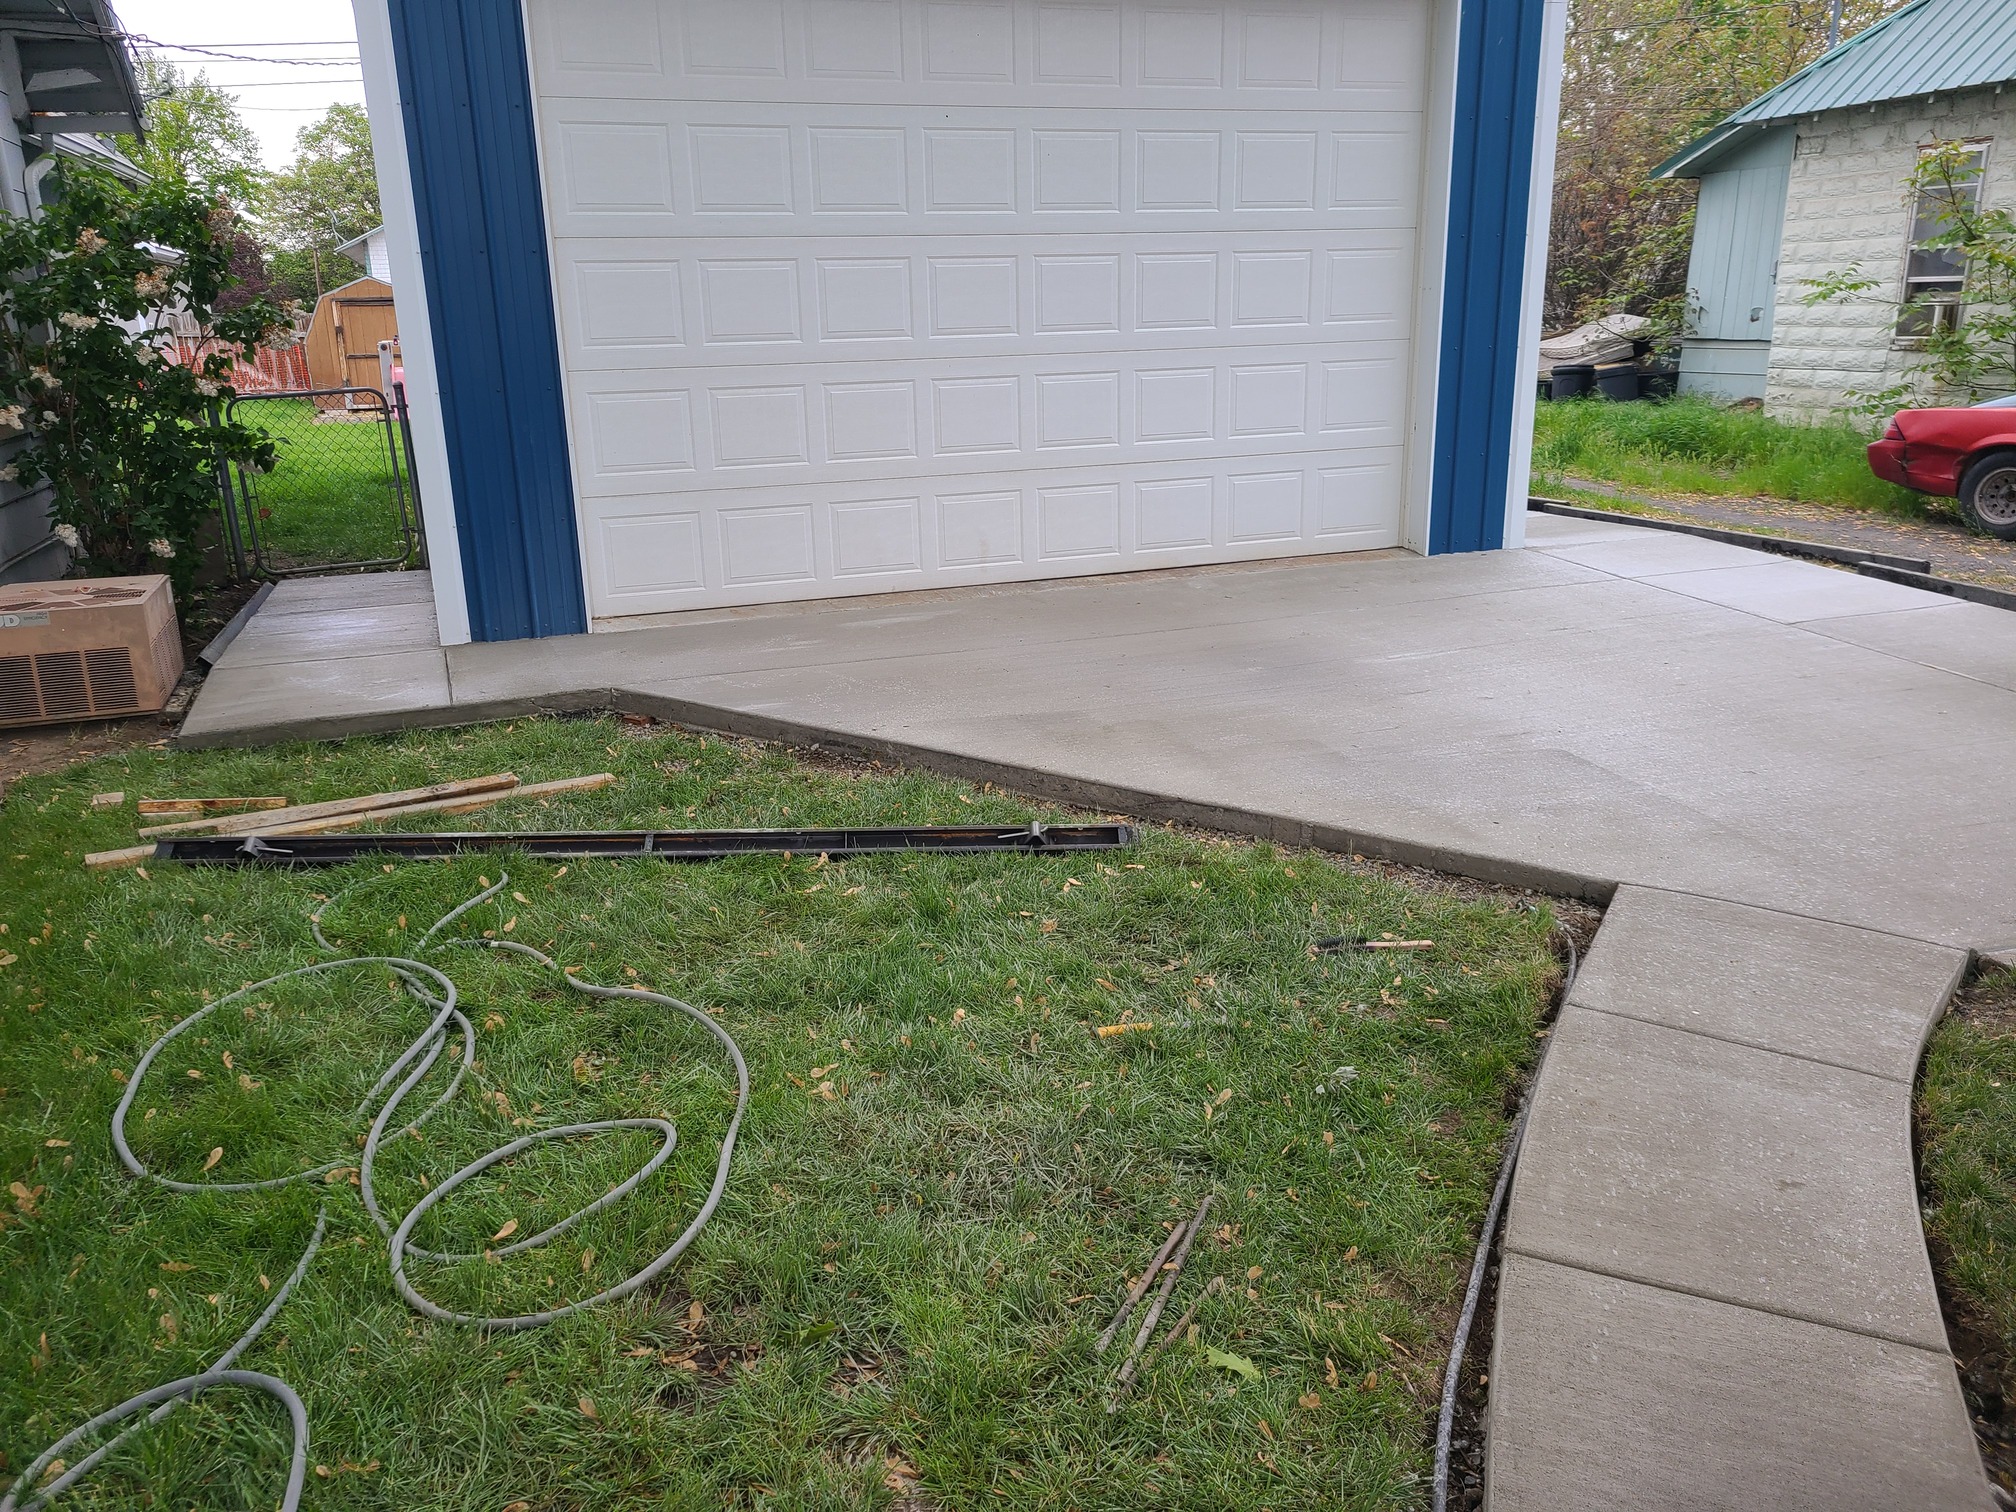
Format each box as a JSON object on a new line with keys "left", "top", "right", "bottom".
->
{"left": 567, "top": 340, "right": 1410, "bottom": 496}
{"left": 538, "top": 100, "right": 1421, "bottom": 237}
{"left": 551, "top": 232, "right": 1417, "bottom": 370}
{"left": 531, "top": 0, "right": 1428, "bottom": 112}
{"left": 583, "top": 447, "right": 1405, "bottom": 614}
{"left": 532, "top": 0, "right": 1427, "bottom": 619}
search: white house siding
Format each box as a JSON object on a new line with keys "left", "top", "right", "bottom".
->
{"left": 525, "top": 0, "right": 1435, "bottom": 620}
{"left": 1766, "top": 85, "right": 2016, "bottom": 421}
{"left": 0, "top": 54, "right": 64, "bottom": 586}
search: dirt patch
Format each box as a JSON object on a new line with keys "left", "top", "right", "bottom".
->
{"left": 1, "top": 714, "right": 176, "bottom": 803}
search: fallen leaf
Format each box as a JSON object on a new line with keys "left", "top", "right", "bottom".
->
{"left": 503, "top": 1503, "right": 531, "bottom": 1512}
{"left": 1298, "top": 1391, "right": 1322, "bottom": 1410}
{"left": 492, "top": 1219, "right": 519, "bottom": 1242}
{"left": 0, "top": 952, "right": 16, "bottom": 968}
{"left": 1205, "top": 1346, "right": 1259, "bottom": 1381}
{"left": 577, "top": 1396, "right": 599, "bottom": 1420}
{"left": 1257, "top": 1418, "right": 1275, "bottom": 1441}
{"left": 202, "top": 1147, "right": 223, "bottom": 1172}
{"left": 581, "top": 1247, "right": 596, "bottom": 1273}
{"left": 1362, "top": 1370, "right": 1378, "bottom": 1391}
{"left": 1039, "top": 919, "right": 1057, "bottom": 934}
{"left": 160, "top": 1261, "right": 194, "bottom": 1272}
{"left": 43, "top": 1138, "right": 68, "bottom": 1148}
{"left": 1325, "top": 1357, "right": 1340, "bottom": 1389}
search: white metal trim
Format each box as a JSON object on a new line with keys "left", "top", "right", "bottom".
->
{"left": 1501, "top": 0, "right": 1570, "bottom": 550}
{"left": 1403, "top": 0, "right": 1462, "bottom": 556}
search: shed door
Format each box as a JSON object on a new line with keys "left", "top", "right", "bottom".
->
{"left": 528, "top": 0, "right": 1429, "bottom": 619}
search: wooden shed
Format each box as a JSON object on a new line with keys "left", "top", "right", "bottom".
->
{"left": 303, "top": 275, "right": 399, "bottom": 396}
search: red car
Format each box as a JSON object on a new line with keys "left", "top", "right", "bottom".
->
{"left": 1867, "top": 395, "right": 2016, "bottom": 538}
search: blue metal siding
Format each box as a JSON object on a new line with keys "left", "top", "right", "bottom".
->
{"left": 384, "top": 0, "right": 587, "bottom": 642}
{"left": 1429, "top": 0, "right": 1549, "bottom": 555}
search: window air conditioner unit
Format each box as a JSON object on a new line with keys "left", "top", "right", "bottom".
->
{"left": 0, "top": 576, "right": 183, "bottom": 728}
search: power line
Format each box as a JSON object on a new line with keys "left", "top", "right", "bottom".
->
{"left": 154, "top": 40, "right": 360, "bottom": 49}
{"left": 125, "top": 35, "right": 361, "bottom": 66}
{"left": 180, "top": 78, "right": 366, "bottom": 88}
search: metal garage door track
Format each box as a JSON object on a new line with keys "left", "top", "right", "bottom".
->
{"left": 182, "top": 512, "right": 2016, "bottom": 1509}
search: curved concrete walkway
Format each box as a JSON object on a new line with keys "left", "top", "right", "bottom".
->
{"left": 182, "top": 512, "right": 2013, "bottom": 1508}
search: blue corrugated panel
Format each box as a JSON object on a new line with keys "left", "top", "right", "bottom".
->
{"left": 385, "top": 0, "right": 588, "bottom": 642}
{"left": 1429, "top": 0, "right": 1549, "bottom": 554}
{"left": 1661, "top": 0, "right": 2016, "bottom": 177}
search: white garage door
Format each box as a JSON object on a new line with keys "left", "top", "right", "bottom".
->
{"left": 526, "top": 0, "right": 1430, "bottom": 619}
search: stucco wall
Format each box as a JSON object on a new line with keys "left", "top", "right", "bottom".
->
{"left": 1766, "top": 86, "right": 2016, "bottom": 422}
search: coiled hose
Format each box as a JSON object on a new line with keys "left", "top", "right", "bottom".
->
{"left": 3, "top": 876, "right": 747, "bottom": 1512}
{"left": 1430, "top": 919, "right": 1581, "bottom": 1512}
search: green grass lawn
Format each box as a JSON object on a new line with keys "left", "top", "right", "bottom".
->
{"left": 0, "top": 717, "right": 1561, "bottom": 1510}
{"left": 236, "top": 397, "right": 416, "bottom": 571}
{"left": 1918, "top": 965, "right": 2016, "bottom": 1495}
{"left": 1531, "top": 395, "right": 1932, "bottom": 516}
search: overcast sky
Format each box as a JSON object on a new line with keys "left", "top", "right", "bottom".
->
{"left": 112, "top": 0, "right": 364, "bottom": 168}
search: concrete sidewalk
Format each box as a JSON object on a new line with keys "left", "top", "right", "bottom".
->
{"left": 182, "top": 512, "right": 2014, "bottom": 1508}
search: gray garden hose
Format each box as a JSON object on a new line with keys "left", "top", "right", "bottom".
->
{"left": 6, "top": 875, "right": 747, "bottom": 1510}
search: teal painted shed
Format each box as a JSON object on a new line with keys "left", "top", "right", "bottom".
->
{"left": 1654, "top": 0, "right": 2016, "bottom": 404}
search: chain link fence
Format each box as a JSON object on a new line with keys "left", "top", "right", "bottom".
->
{"left": 221, "top": 387, "right": 424, "bottom": 577}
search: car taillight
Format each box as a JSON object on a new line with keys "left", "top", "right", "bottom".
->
{"left": 1884, "top": 417, "right": 1904, "bottom": 440}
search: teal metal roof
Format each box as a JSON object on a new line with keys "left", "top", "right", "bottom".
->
{"left": 1654, "top": 0, "right": 2016, "bottom": 179}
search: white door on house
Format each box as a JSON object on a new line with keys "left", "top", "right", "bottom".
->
{"left": 527, "top": 0, "right": 1430, "bottom": 619}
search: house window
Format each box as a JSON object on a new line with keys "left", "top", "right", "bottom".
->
{"left": 1897, "top": 144, "right": 1986, "bottom": 338}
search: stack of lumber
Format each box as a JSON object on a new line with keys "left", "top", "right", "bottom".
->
{"left": 85, "top": 771, "right": 616, "bottom": 870}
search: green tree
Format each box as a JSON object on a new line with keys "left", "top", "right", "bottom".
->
{"left": 116, "top": 56, "right": 264, "bottom": 205}
{"left": 258, "top": 104, "right": 381, "bottom": 306}
{"left": 0, "top": 166, "right": 284, "bottom": 591}
{"left": 1548, "top": 0, "right": 1905, "bottom": 335}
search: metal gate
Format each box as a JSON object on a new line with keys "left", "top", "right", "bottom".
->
{"left": 220, "top": 385, "right": 424, "bottom": 578}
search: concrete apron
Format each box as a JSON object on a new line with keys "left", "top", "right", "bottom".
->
{"left": 180, "top": 516, "right": 2014, "bottom": 1508}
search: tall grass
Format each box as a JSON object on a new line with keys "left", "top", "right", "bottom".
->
{"left": 1531, "top": 396, "right": 1929, "bottom": 515}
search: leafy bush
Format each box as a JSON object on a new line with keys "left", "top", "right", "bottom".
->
{"left": 0, "top": 164, "right": 285, "bottom": 589}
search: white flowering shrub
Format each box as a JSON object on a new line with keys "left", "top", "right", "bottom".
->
{"left": 0, "top": 165, "right": 284, "bottom": 587}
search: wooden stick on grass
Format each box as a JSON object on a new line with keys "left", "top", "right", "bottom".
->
{"left": 136, "top": 774, "right": 520, "bottom": 837}
{"left": 254, "top": 773, "right": 615, "bottom": 835}
{"left": 1115, "top": 1194, "right": 1214, "bottom": 1390}
{"left": 1096, "top": 1217, "right": 1193, "bottom": 1355}
{"left": 90, "top": 775, "right": 616, "bottom": 869}
{"left": 1142, "top": 1274, "right": 1226, "bottom": 1371}
{"left": 136, "top": 796, "right": 289, "bottom": 816}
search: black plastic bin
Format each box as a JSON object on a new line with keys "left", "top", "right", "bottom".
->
{"left": 1550, "top": 363, "right": 1595, "bottom": 399}
{"left": 1595, "top": 361, "right": 1641, "bottom": 401}
{"left": 1639, "top": 365, "right": 1679, "bottom": 399}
